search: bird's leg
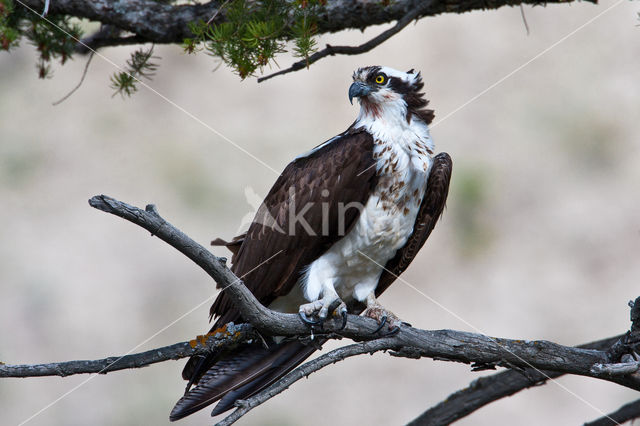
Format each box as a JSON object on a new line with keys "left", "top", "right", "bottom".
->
{"left": 298, "top": 286, "right": 347, "bottom": 329}
{"left": 362, "top": 292, "right": 402, "bottom": 334}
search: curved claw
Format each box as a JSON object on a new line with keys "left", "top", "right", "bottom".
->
{"left": 340, "top": 310, "right": 348, "bottom": 330}
{"left": 383, "top": 325, "right": 401, "bottom": 336}
{"left": 372, "top": 315, "right": 387, "bottom": 334}
{"left": 299, "top": 311, "right": 321, "bottom": 326}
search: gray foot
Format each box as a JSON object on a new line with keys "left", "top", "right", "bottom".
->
{"left": 363, "top": 303, "right": 402, "bottom": 335}
{"left": 299, "top": 297, "right": 348, "bottom": 329}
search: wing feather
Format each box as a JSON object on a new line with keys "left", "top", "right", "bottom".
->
{"left": 210, "top": 129, "right": 378, "bottom": 325}
{"left": 178, "top": 129, "right": 377, "bottom": 396}
{"left": 174, "top": 147, "right": 451, "bottom": 420}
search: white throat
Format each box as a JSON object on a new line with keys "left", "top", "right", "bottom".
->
{"left": 353, "top": 97, "right": 435, "bottom": 154}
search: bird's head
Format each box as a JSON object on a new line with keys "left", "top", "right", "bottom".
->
{"left": 349, "top": 66, "right": 434, "bottom": 125}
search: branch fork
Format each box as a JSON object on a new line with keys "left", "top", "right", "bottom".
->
{"left": 1, "top": 195, "right": 638, "bottom": 426}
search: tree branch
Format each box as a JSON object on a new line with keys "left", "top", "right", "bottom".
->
{"left": 406, "top": 335, "right": 624, "bottom": 426}
{"left": 18, "top": 0, "right": 221, "bottom": 44}
{"left": 0, "top": 323, "right": 255, "bottom": 378}
{"left": 257, "top": 0, "right": 435, "bottom": 82}
{"left": 216, "top": 334, "right": 632, "bottom": 426}
{"left": 17, "top": 0, "right": 597, "bottom": 51}
{"left": 584, "top": 398, "right": 640, "bottom": 426}
{"left": 4, "top": 194, "right": 636, "bottom": 425}
{"left": 85, "top": 195, "right": 640, "bottom": 392}
{"left": 216, "top": 339, "right": 395, "bottom": 426}
{"left": 52, "top": 51, "right": 95, "bottom": 105}
{"left": 411, "top": 300, "right": 640, "bottom": 425}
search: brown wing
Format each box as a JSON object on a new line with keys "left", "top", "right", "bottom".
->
{"left": 211, "top": 234, "right": 245, "bottom": 264}
{"left": 173, "top": 130, "right": 378, "bottom": 419}
{"left": 210, "top": 129, "right": 378, "bottom": 326}
{"left": 172, "top": 151, "right": 451, "bottom": 422}
{"left": 210, "top": 131, "right": 377, "bottom": 324}
{"left": 375, "top": 152, "right": 452, "bottom": 297}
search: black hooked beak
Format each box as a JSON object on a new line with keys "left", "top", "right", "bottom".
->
{"left": 348, "top": 81, "right": 372, "bottom": 105}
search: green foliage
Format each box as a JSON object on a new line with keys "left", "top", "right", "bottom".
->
{"left": 0, "top": 0, "right": 19, "bottom": 50}
{"left": 27, "top": 16, "right": 82, "bottom": 78}
{"left": 110, "top": 46, "right": 159, "bottom": 98}
{"left": 291, "top": 12, "right": 317, "bottom": 64}
{"left": 1, "top": 0, "right": 83, "bottom": 78}
{"left": 186, "top": 0, "right": 323, "bottom": 78}
{"left": 0, "top": 0, "right": 327, "bottom": 92}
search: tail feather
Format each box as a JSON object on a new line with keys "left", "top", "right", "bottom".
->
{"left": 210, "top": 340, "right": 318, "bottom": 415}
{"left": 170, "top": 339, "right": 318, "bottom": 421}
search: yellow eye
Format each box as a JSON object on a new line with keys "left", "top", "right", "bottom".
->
{"left": 375, "top": 74, "right": 386, "bottom": 84}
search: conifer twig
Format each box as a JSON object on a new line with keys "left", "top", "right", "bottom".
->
{"left": 257, "top": 0, "right": 435, "bottom": 83}
{"left": 53, "top": 51, "right": 95, "bottom": 105}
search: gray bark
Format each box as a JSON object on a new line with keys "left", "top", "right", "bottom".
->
{"left": 1, "top": 194, "right": 636, "bottom": 426}
{"left": 0, "top": 323, "right": 255, "bottom": 377}
{"left": 18, "top": 0, "right": 598, "bottom": 48}
{"left": 87, "top": 195, "right": 640, "bottom": 391}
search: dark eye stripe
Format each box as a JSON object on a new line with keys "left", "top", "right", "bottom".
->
{"left": 388, "top": 76, "right": 414, "bottom": 94}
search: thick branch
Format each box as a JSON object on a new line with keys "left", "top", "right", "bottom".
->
{"left": 584, "top": 399, "right": 640, "bottom": 426}
{"left": 17, "top": 0, "right": 597, "bottom": 50}
{"left": 407, "top": 335, "right": 623, "bottom": 426}
{"left": 411, "top": 301, "right": 640, "bottom": 425}
{"left": 0, "top": 323, "right": 255, "bottom": 377}
{"left": 2, "top": 194, "right": 637, "bottom": 426}
{"left": 86, "top": 195, "right": 640, "bottom": 394}
{"left": 18, "top": 0, "right": 221, "bottom": 43}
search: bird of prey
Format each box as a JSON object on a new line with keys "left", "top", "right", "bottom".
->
{"left": 170, "top": 66, "right": 452, "bottom": 421}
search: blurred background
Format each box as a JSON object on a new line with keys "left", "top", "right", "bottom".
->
{"left": 1, "top": 1, "right": 639, "bottom": 424}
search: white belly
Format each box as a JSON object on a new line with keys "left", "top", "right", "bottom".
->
{"left": 300, "top": 156, "right": 431, "bottom": 304}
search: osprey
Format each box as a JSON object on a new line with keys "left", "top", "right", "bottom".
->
{"left": 170, "top": 66, "right": 452, "bottom": 420}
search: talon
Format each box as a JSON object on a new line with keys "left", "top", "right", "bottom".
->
{"left": 372, "top": 315, "right": 387, "bottom": 334}
{"left": 362, "top": 294, "right": 403, "bottom": 334}
{"left": 299, "top": 311, "right": 321, "bottom": 326}
{"left": 385, "top": 325, "right": 401, "bottom": 336}
{"left": 340, "top": 310, "right": 348, "bottom": 330}
{"left": 299, "top": 296, "right": 346, "bottom": 331}
{"left": 327, "top": 298, "right": 342, "bottom": 313}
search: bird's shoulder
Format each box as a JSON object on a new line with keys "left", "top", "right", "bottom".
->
{"left": 263, "top": 128, "right": 376, "bottom": 206}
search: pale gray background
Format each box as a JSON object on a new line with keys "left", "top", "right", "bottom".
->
{"left": 1, "top": 0, "right": 639, "bottom": 424}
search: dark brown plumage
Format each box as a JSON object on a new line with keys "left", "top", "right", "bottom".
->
{"left": 170, "top": 67, "right": 452, "bottom": 421}
{"left": 210, "top": 128, "right": 378, "bottom": 326}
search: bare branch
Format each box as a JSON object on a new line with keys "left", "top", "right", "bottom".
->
{"left": 86, "top": 195, "right": 640, "bottom": 393}
{"left": 584, "top": 398, "right": 640, "bottom": 426}
{"left": 0, "top": 323, "right": 255, "bottom": 378}
{"left": 52, "top": 51, "right": 95, "bottom": 105}
{"left": 2, "top": 194, "right": 638, "bottom": 425}
{"left": 220, "top": 335, "right": 636, "bottom": 425}
{"left": 407, "top": 335, "right": 623, "bottom": 426}
{"left": 519, "top": 4, "right": 531, "bottom": 36}
{"left": 591, "top": 361, "right": 640, "bottom": 376}
{"left": 216, "top": 339, "right": 394, "bottom": 426}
